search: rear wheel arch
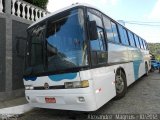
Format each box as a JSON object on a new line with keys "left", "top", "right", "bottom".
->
{"left": 114, "top": 67, "right": 127, "bottom": 99}
{"left": 116, "top": 67, "right": 126, "bottom": 80}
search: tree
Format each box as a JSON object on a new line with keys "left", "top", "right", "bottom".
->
{"left": 148, "top": 43, "right": 160, "bottom": 61}
{"left": 23, "top": 0, "right": 48, "bottom": 10}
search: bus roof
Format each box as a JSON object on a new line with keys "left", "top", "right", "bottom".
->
{"left": 28, "top": 3, "right": 96, "bottom": 28}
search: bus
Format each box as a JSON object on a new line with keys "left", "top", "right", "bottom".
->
{"left": 23, "top": 3, "right": 151, "bottom": 111}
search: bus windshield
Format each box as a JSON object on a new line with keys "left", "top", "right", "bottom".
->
{"left": 25, "top": 8, "right": 88, "bottom": 76}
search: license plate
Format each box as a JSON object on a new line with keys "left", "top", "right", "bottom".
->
{"left": 45, "top": 97, "right": 56, "bottom": 103}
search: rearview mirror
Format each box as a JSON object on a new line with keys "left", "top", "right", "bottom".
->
{"left": 88, "top": 21, "right": 98, "bottom": 40}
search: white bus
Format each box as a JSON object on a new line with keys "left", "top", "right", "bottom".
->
{"left": 23, "top": 3, "right": 151, "bottom": 111}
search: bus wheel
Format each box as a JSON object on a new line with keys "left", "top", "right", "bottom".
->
{"left": 145, "top": 63, "right": 149, "bottom": 76}
{"left": 115, "top": 69, "right": 127, "bottom": 99}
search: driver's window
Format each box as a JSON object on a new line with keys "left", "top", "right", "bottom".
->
{"left": 90, "top": 27, "right": 104, "bottom": 51}
{"left": 88, "top": 9, "right": 107, "bottom": 65}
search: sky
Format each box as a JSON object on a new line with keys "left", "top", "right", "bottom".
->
{"left": 47, "top": 0, "right": 160, "bottom": 43}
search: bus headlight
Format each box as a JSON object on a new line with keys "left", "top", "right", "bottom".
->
{"left": 25, "top": 85, "right": 34, "bottom": 90}
{"left": 64, "top": 80, "right": 89, "bottom": 89}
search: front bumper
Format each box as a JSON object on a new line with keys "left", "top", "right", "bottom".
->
{"left": 25, "top": 87, "right": 97, "bottom": 111}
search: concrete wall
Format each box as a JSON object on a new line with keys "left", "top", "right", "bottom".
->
{"left": 0, "top": 12, "right": 33, "bottom": 100}
{"left": 12, "top": 20, "right": 29, "bottom": 90}
{"left": 0, "top": 18, "right": 6, "bottom": 92}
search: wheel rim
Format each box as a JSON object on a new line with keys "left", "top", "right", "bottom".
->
{"left": 115, "top": 75, "right": 124, "bottom": 94}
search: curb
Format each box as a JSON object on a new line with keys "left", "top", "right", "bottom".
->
{"left": 0, "top": 104, "right": 33, "bottom": 117}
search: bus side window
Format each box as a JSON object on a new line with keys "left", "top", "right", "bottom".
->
{"left": 139, "top": 38, "right": 144, "bottom": 49}
{"left": 111, "top": 22, "right": 120, "bottom": 43}
{"left": 141, "top": 39, "right": 145, "bottom": 50}
{"left": 142, "top": 39, "right": 146, "bottom": 50}
{"left": 117, "top": 25, "right": 129, "bottom": 45}
{"left": 134, "top": 35, "right": 140, "bottom": 48}
{"left": 103, "top": 17, "right": 120, "bottom": 43}
{"left": 128, "top": 31, "right": 136, "bottom": 47}
{"left": 103, "top": 17, "right": 114, "bottom": 42}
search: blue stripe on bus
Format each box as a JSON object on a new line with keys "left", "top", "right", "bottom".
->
{"left": 24, "top": 77, "right": 37, "bottom": 81}
{"left": 133, "top": 60, "right": 142, "bottom": 80}
{"left": 48, "top": 73, "right": 77, "bottom": 81}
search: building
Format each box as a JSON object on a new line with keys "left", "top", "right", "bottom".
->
{"left": 0, "top": 0, "right": 48, "bottom": 100}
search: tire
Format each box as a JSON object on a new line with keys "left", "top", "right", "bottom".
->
{"left": 115, "top": 69, "right": 127, "bottom": 99}
{"left": 145, "top": 63, "right": 149, "bottom": 76}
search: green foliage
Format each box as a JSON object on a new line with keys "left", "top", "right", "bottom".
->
{"left": 23, "top": 0, "right": 48, "bottom": 10}
{"left": 148, "top": 43, "right": 160, "bottom": 61}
